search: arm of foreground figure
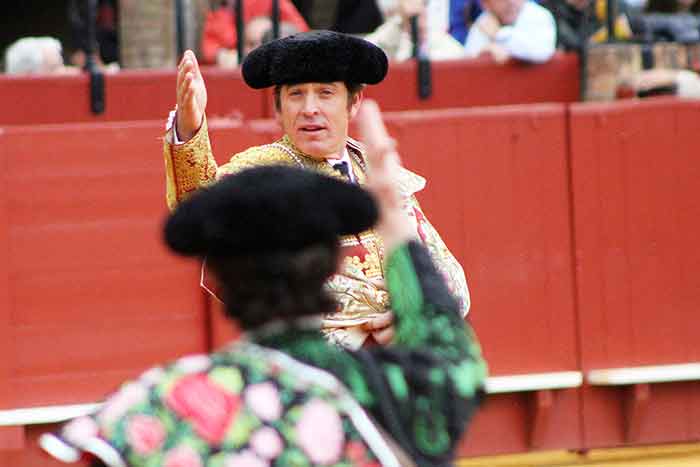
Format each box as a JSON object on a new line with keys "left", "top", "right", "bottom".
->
{"left": 352, "top": 101, "right": 487, "bottom": 462}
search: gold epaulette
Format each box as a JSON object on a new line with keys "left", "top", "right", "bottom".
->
{"left": 216, "top": 143, "right": 298, "bottom": 179}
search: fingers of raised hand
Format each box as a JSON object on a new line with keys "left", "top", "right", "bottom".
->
{"left": 362, "top": 312, "right": 394, "bottom": 331}
{"left": 177, "top": 71, "right": 194, "bottom": 105}
{"left": 357, "top": 100, "right": 399, "bottom": 169}
{"left": 372, "top": 325, "right": 395, "bottom": 345}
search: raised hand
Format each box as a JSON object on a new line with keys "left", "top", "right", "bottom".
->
{"left": 356, "top": 99, "right": 416, "bottom": 254}
{"left": 175, "top": 50, "right": 208, "bottom": 142}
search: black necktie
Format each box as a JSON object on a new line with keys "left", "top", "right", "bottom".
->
{"left": 332, "top": 161, "right": 352, "bottom": 183}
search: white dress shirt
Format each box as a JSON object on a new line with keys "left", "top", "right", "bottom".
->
{"left": 326, "top": 149, "right": 356, "bottom": 183}
{"left": 464, "top": 1, "right": 556, "bottom": 64}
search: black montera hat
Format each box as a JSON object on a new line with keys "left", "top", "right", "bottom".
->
{"left": 164, "top": 166, "right": 378, "bottom": 257}
{"left": 241, "top": 30, "right": 388, "bottom": 89}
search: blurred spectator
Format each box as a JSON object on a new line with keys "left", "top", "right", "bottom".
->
{"left": 367, "top": 0, "right": 465, "bottom": 61}
{"left": 464, "top": 0, "right": 556, "bottom": 63}
{"left": 646, "top": 0, "right": 700, "bottom": 12}
{"left": 67, "top": 0, "right": 120, "bottom": 70}
{"left": 619, "top": 67, "right": 700, "bottom": 97}
{"left": 625, "top": 0, "right": 649, "bottom": 14}
{"left": 4, "top": 37, "right": 79, "bottom": 75}
{"left": 215, "top": 17, "right": 302, "bottom": 68}
{"left": 540, "top": 0, "right": 633, "bottom": 51}
{"left": 450, "top": 0, "right": 483, "bottom": 43}
{"left": 291, "top": 0, "right": 384, "bottom": 34}
{"left": 201, "top": 0, "right": 308, "bottom": 65}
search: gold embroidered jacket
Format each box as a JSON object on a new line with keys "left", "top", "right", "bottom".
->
{"left": 163, "top": 119, "right": 470, "bottom": 349}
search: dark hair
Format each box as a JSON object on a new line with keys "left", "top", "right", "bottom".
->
{"left": 273, "top": 82, "right": 365, "bottom": 112}
{"left": 646, "top": 0, "right": 700, "bottom": 13}
{"left": 209, "top": 244, "right": 338, "bottom": 328}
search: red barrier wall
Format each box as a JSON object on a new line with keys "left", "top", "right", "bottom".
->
{"left": 0, "top": 122, "right": 208, "bottom": 412}
{"left": 0, "top": 53, "right": 579, "bottom": 126}
{"left": 569, "top": 98, "right": 700, "bottom": 448}
{"left": 0, "top": 68, "right": 268, "bottom": 126}
{"left": 367, "top": 53, "right": 579, "bottom": 111}
{"left": 2, "top": 97, "right": 700, "bottom": 464}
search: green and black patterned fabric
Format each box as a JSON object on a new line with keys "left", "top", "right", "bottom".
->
{"left": 42, "top": 241, "right": 487, "bottom": 467}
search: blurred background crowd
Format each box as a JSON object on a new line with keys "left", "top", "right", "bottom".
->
{"left": 2, "top": 0, "right": 700, "bottom": 99}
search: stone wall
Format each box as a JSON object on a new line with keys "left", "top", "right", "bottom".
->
{"left": 119, "top": 0, "right": 209, "bottom": 69}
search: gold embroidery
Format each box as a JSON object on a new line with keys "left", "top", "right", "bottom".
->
{"left": 344, "top": 254, "right": 382, "bottom": 280}
{"left": 164, "top": 126, "right": 471, "bottom": 332}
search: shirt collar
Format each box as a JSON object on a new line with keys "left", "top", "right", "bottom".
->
{"left": 326, "top": 149, "right": 354, "bottom": 182}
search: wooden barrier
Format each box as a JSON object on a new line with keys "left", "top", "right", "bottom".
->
{"left": 0, "top": 122, "right": 207, "bottom": 410}
{"left": 569, "top": 97, "right": 700, "bottom": 448}
{"left": 0, "top": 97, "right": 698, "bottom": 464}
{"left": 368, "top": 53, "right": 579, "bottom": 111}
{"left": 0, "top": 68, "right": 268, "bottom": 126}
{"left": 0, "top": 53, "right": 579, "bottom": 126}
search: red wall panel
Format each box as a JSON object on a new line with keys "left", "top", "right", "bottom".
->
{"left": 0, "top": 54, "right": 578, "bottom": 126}
{"left": 378, "top": 106, "right": 581, "bottom": 455}
{"left": 0, "top": 68, "right": 268, "bottom": 126}
{"left": 366, "top": 53, "right": 579, "bottom": 111}
{"left": 0, "top": 122, "right": 208, "bottom": 407}
{"left": 569, "top": 98, "right": 700, "bottom": 447}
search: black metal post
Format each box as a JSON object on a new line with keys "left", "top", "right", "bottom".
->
{"left": 410, "top": 16, "right": 432, "bottom": 100}
{"left": 577, "top": 9, "right": 588, "bottom": 101}
{"left": 86, "top": 0, "right": 105, "bottom": 114}
{"left": 175, "top": 0, "right": 186, "bottom": 58}
{"left": 606, "top": 0, "right": 616, "bottom": 42}
{"left": 272, "top": 0, "right": 280, "bottom": 40}
{"left": 236, "top": 0, "right": 245, "bottom": 64}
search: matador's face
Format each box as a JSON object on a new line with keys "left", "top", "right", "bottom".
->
{"left": 276, "top": 82, "right": 362, "bottom": 160}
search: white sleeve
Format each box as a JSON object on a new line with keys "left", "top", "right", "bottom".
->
{"left": 464, "top": 15, "right": 492, "bottom": 58}
{"left": 495, "top": 3, "right": 556, "bottom": 63}
{"left": 165, "top": 106, "right": 186, "bottom": 144}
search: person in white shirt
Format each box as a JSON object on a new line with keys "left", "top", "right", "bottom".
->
{"left": 366, "top": 0, "right": 465, "bottom": 61}
{"left": 464, "top": 0, "right": 556, "bottom": 63}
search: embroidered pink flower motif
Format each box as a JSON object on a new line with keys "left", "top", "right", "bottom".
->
{"left": 249, "top": 426, "right": 283, "bottom": 460}
{"left": 224, "top": 449, "right": 270, "bottom": 467}
{"left": 295, "top": 399, "right": 345, "bottom": 465}
{"left": 125, "top": 414, "right": 166, "bottom": 455}
{"left": 62, "top": 416, "right": 99, "bottom": 446}
{"left": 243, "top": 382, "right": 281, "bottom": 422}
{"left": 165, "top": 374, "right": 241, "bottom": 444}
{"left": 345, "top": 440, "right": 367, "bottom": 463}
{"left": 98, "top": 382, "right": 148, "bottom": 427}
{"left": 163, "top": 444, "right": 203, "bottom": 467}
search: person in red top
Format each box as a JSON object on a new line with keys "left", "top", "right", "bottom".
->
{"left": 201, "top": 0, "right": 309, "bottom": 65}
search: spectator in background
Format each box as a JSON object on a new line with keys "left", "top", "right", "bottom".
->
{"left": 209, "top": 16, "right": 302, "bottom": 68}
{"left": 67, "top": 0, "right": 120, "bottom": 71}
{"left": 4, "top": 37, "right": 78, "bottom": 75}
{"left": 464, "top": 0, "right": 556, "bottom": 63}
{"left": 540, "top": 0, "right": 633, "bottom": 51}
{"left": 619, "top": 67, "right": 700, "bottom": 98}
{"left": 367, "top": 0, "right": 465, "bottom": 61}
{"left": 291, "top": 0, "right": 384, "bottom": 34}
{"left": 450, "top": 0, "right": 483, "bottom": 43}
{"left": 201, "top": 0, "right": 308, "bottom": 66}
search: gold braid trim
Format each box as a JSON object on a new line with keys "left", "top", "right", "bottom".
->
{"left": 164, "top": 117, "right": 217, "bottom": 210}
